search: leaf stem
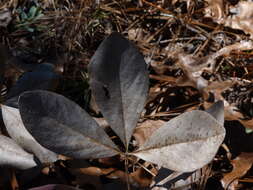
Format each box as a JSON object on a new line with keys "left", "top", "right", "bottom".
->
{"left": 124, "top": 153, "right": 131, "bottom": 190}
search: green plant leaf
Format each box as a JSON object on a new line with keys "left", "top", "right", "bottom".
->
{"left": 28, "top": 6, "right": 37, "bottom": 19}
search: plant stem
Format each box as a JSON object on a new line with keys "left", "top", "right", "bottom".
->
{"left": 125, "top": 153, "right": 131, "bottom": 190}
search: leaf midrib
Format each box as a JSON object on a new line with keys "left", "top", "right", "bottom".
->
{"left": 42, "top": 116, "right": 121, "bottom": 154}
{"left": 133, "top": 132, "right": 225, "bottom": 153}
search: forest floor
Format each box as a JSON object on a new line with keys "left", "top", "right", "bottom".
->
{"left": 1, "top": 0, "right": 253, "bottom": 189}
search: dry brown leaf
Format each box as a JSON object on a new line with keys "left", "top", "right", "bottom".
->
{"left": 224, "top": 1, "right": 253, "bottom": 39}
{"left": 69, "top": 166, "right": 115, "bottom": 189}
{"left": 221, "top": 152, "right": 253, "bottom": 190}
{"left": 133, "top": 120, "right": 166, "bottom": 147}
{"left": 93, "top": 117, "right": 109, "bottom": 129}
{"left": 106, "top": 170, "right": 127, "bottom": 181}
{"left": 204, "top": 0, "right": 225, "bottom": 22}
{"left": 130, "top": 168, "right": 155, "bottom": 187}
{"left": 177, "top": 74, "right": 234, "bottom": 100}
{"left": 146, "top": 84, "right": 163, "bottom": 104}
{"left": 98, "top": 156, "right": 122, "bottom": 167}
{"left": 176, "top": 41, "right": 252, "bottom": 96}
{"left": 10, "top": 170, "right": 18, "bottom": 190}
{"left": 149, "top": 74, "right": 177, "bottom": 84}
{"left": 204, "top": 81, "right": 234, "bottom": 95}
{"left": 206, "top": 0, "right": 253, "bottom": 39}
{"left": 128, "top": 28, "right": 144, "bottom": 41}
{"left": 178, "top": 41, "right": 252, "bottom": 74}
{"left": 203, "top": 79, "right": 253, "bottom": 130}
{"left": 225, "top": 104, "right": 253, "bottom": 130}
{"left": 150, "top": 60, "right": 174, "bottom": 75}
{"left": 105, "top": 168, "right": 154, "bottom": 187}
{"left": 202, "top": 80, "right": 234, "bottom": 100}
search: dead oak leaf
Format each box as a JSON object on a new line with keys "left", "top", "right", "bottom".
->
{"left": 221, "top": 152, "right": 253, "bottom": 190}
{"left": 225, "top": 1, "right": 253, "bottom": 39}
{"left": 204, "top": 0, "right": 226, "bottom": 22}
{"left": 133, "top": 120, "right": 166, "bottom": 147}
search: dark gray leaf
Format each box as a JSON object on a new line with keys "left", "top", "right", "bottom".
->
{"left": 7, "top": 57, "right": 37, "bottom": 72}
{"left": 29, "top": 184, "right": 78, "bottom": 190}
{"left": 0, "top": 44, "right": 8, "bottom": 90}
{"left": 3, "top": 96, "right": 19, "bottom": 108}
{"left": 19, "top": 90, "right": 119, "bottom": 159}
{"left": 0, "top": 135, "right": 37, "bottom": 169}
{"left": 1, "top": 105, "right": 57, "bottom": 163}
{"left": 206, "top": 101, "right": 224, "bottom": 125}
{"left": 89, "top": 33, "right": 149, "bottom": 147}
{"left": 6, "top": 63, "right": 60, "bottom": 99}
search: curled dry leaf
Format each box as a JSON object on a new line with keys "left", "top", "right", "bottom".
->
{"left": 225, "top": 103, "right": 253, "bottom": 130}
{"left": 133, "top": 110, "right": 225, "bottom": 172}
{"left": 177, "top": 41, "right": 252, "bottom": 96}
{"left": 204, "top": 0, "right": 225, "bottom": 22}
{"left": 205, "top": 0, "right": 253, "bottom": 39}
{"left": 203, "top": 79, "right": 253, "bottom": 129}
{"left": 205, "top": 92, "right": 253, "bottom": 130}
{"left": 204, "top": 80, "right": 235, "bottom": 100}
{"left": 224, "top": 1, "right": 253, "bottom": 39}
{"left": 178, "top": 41, "right": 252, "bottom": 74}
{"left": 0, "top": 135, "right": 36, "bottom": 169}
{"left": 128, "top": 28, "right": 144, "bottom": 41}
{"left": 1, "top": 105, "right": 57, "bottom": 163}
{"left": 221, "top": 152, "right": 253, "bottom": 189}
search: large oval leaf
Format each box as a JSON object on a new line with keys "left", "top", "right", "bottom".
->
{"left": 133, "top": 110, "right": 225, "bottom": 172}
{"left": 6, "top": 63, "right": 60, "bottom": 99}
{"left": 19, "top": 90, "right": 119, "bottom": 159}
{"left": 89, "top": 33, "right": 149, "bottom": 147}
{"left": 0, "top": 135, "right": 37, "bottom": 169}
{"left": 1, "top": 105, "right": 57, "bottom": 163}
